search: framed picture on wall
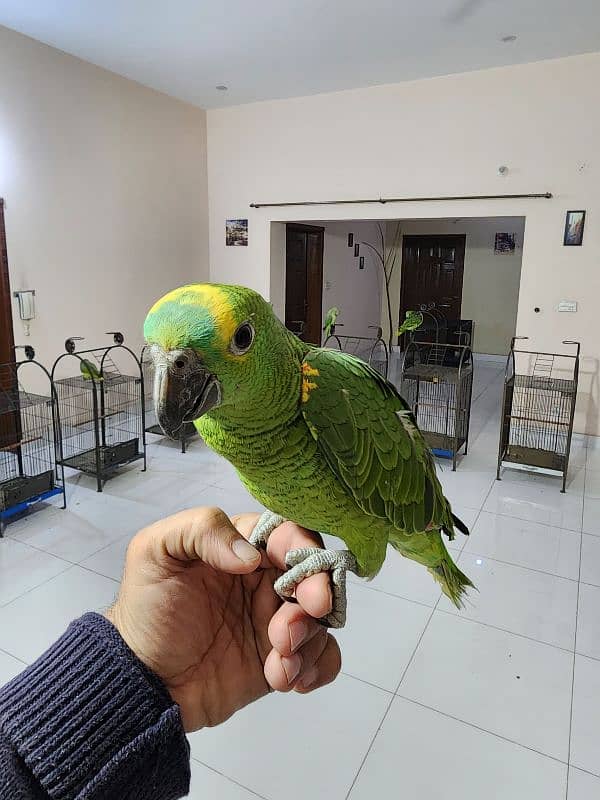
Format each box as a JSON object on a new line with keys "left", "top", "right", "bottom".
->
{"left": 494, "top": 232, "right": 516, "bottom": 254}
{"left": 563, "top": 210, "right": 586, "bottom": 246}
{"left": 226, "top": 218, "right": 248, "bottom": 246}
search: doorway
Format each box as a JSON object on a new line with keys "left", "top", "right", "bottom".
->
{"left": 399, "top": 234, "right": 466, "bottom": 326}
{"left": 285, "top": 224, "right": 324, "bottom": 344}
{"left": 0, "top": 198, "right": 20, "bottom": 454}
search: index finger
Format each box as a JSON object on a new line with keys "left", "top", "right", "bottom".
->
{"left": 232, "top": 514, "right": 332, "bottom": 620}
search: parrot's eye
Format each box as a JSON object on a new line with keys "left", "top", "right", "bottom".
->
{"left": 230, "top": 321, "right": 255, "bottom": 355}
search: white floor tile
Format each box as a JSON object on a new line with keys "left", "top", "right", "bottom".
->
{"left": 466, "top": 511, "right": 581, "bottom": 579}
{"left": 80, "top": 536, "right": 132, "bottom": 581}
{"left": 436, "top": 468, "right": 495, "bottom": 510}
{"left": 484, "top": 479, "right": 583, "bottom": 532}
{"left": 570, "top": 655, "right": 600, "bottom": 776}
{"left": 583, "top": 468, "right": 600, "bottom": 499}
{"left": 580, "top": 534, "right": 600, "bottom": 586}
{"left": 336, "top": 582, "right": 431, "bottom": 691}
{"left": 195, "top": 483, "right": 265, "bottom": 518}
{"left": 400, "top": 613, "right": 573, "bottom": 760}
{"left": 350, "top": 697, "right": 567, "bottom": 800}
{"left": 440, "top": 553, "right": 578, "bottom": 650}
{"left": 568, "top": 768, "right": 600, "bottom": 799}
{"left": 0, "top": 649, "right": 25, "bottom": 685}
{"left": 583, "top": 497, "right": 600, "bottom": 537}
{"left": 575, "top": 583, "right": 600, "bottom": 661}
{"left": 188, "top": 761, "right": 262, "bottom": 799}
{"left": 0, "top": 538, "right": 70, "bottom": 606}
{"left": 189, "top": 674, "right": 390, "bottom": 800}
{"left": 356, "top": 545, "right": 441, "bottom": 607}
{"left": 0, "top": 566, "right": 118, "bottom": 663}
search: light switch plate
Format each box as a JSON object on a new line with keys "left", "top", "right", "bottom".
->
{"left": 558, "top": 300, "right": 577, "bottom": 312}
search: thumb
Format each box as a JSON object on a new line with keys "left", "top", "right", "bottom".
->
{"left": 147, "top": 506, "right": 261, "bottom": 574}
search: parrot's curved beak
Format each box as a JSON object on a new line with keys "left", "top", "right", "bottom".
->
{"left": 149, "top": 346, "right": 221, "bottom": 439}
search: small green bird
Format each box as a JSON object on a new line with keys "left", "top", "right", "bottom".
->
{"left": 323, "top": 306, "right": 340, "bottom": 339}
{"left": 144, "top": 284, "right": 473, "bottom": 627}
{"left": 79, "top": 358, "right": 103, "bottom": 382}
{"left": 398, "top": 310, "right": 424, "bottom": 336}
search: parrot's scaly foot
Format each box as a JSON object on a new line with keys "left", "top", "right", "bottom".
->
{"left": 274, "top": 547, "right": 358, "bottom": 629}
{"left": 250, "top": 510, "right": 286, "bottom": 549}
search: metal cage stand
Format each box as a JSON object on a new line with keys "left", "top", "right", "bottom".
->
{"left": 324, "top": 322, "right": 389, "bottom": 378}
{"left": 140, "top": 345, "right": 197, "bottom": 453}
{"left": 1, "top": 346, "right": 66, "bottom": 536}
{"left": 400, "top": 340, "right": 474, "bottom": 470}
{"left": 496, "top": 337, "right": 580, "bottom": 492}
{"left": 51, "top": 333, "right": 147, "bottom": 492}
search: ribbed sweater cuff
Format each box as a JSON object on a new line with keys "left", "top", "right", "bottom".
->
{"left": 0, "top": 612, "right": 190, "bottom": 799}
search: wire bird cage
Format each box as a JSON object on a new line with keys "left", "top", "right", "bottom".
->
{"left": 51, "top": 333, "right": 147, "bottom": 492}
{"left": 140, "top": 346, "right": 198, "bottom": 453}
{"left": 324, "top": 323, "right": 389, "bottom": 378}
{"left": 497, "top": 337, "right": 580, "bottom": 492}
{"left": 400, "top": 340, "right": 474, "bottom": 471}
{"left": 1, "top": 346, "right": 65, "bottom": 535}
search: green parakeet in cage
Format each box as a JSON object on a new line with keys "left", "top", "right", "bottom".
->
{"left": 79, "top": 358, "right": 103, "bottom": 382}
{"left": 144, "top": 284, "right": 473, "bottom": 627}
{"left": 398, "top": 310, "right": 424, "bottom": 336}
{"left": 323, "top": 306, "right": 340, "bottom": 338}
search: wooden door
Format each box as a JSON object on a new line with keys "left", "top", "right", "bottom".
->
{"left": 400, "top": 234, "right": 466, "bottom": 331}
{"left": 0, "top": 199, "right": 21, "bottom": 456}
{"left": 285, "top": 224, "right": 324, "bottom": 344}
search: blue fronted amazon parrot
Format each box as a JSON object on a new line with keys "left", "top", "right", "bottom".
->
{"left": 144, "top": 284, "right": 473, "bottom": 627}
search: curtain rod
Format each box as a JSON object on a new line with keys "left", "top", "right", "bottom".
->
{"left": 249, "top": 192, "right": 552, "bottom": 209}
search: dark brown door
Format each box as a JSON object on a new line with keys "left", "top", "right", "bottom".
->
{"left": 285, "top": 224, "right": 324, "bottom": 344}
{"left": 399, "top": 234, "right": 466, "bottom": 335}
{"left": 0, "top": 199, "right": 21, "bottom": 454}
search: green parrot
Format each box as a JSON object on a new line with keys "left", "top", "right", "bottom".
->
{"left": 80, "top": 358, "right": 103, "bottom": 382}
{"left": 323, "top": 306, "right": 340, "bottom": 339}
{"left": 144, "top": 284, "right": 473, "bottom": 627}
{"left": 397, "top": 310, "right": 424, "bottom": 336}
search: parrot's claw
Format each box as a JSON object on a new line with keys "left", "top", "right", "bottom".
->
{"left": 249, "top": 511, "right": 286, "bottom": 549}
{"left": 274, "top": 547, "right": 358, "bottom": 629}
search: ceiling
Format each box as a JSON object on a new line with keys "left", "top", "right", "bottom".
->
{"left": 1, "top": 0, "right": 599, "bottom": 108}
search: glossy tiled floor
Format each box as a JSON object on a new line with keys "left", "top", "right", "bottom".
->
{"left": 1, "top": 360, "right": 600, "bottom": 798}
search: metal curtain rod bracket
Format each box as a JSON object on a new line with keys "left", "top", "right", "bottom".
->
{"left": 249, "top": 192, "right": 553, "bottom": 209}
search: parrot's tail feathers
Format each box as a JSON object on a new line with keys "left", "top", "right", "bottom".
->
{"left": 429, "top": 555, "right": 475, "bottom": 609}
{"left": 451, "top": 512, "right": 470, "bottom": 537}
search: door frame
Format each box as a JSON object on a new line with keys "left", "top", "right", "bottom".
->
{"left": 285, "top": 223, "right": 324, "bottom": 344}
{"left": 399, "top": 233, "right": 466, "bottom": 343}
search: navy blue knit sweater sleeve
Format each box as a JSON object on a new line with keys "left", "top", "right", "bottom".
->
{"left": 0, "top": 613, "right": 191, "bottom": 799}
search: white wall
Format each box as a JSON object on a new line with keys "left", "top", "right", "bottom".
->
{"left": 316, "top": 220, "right": 382, "bottom": 341}
{"left": 207, "top": 53, "right": 600, "bottom": 435}
{"left": 397, "top": 217, "right": 525, "bottom": 355}
{"left": 0, "top": 25, "right": 208, "bottom": 370}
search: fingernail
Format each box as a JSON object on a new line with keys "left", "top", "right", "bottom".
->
{"left": 232, "top": 538, "right": 260, "bottom": 563}
{"left": 297, "top": 666, "right": 318, "bottom": 690}
{"left": 289, "top": 619, "right": 308, "bottom": 653}
{"left": 282, "top": 654, "right": 302, "bottom": 685}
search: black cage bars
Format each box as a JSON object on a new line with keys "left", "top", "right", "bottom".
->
{"left": 324, "top": 323, "right": 389, "bottom": 378}
{"left": 497, "top": 337, "right": 580, "bottom": 492}
{"left": 1, "top": 347, "right": 66, "bottom": 535}
{"left": 400, "top": 340, "right": 474, "bottom": 470}
{"left": 51, "top": 333, "right": 147, "bottom": 492}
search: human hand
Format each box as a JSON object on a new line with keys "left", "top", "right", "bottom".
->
{"left": 105, "top": 507, "right": 341, "bottom": 732}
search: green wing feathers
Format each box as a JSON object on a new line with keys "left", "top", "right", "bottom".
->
{"left": 301, "top": 348, "right": 473, "bottom": 606}
{"left": 301, "top": 349, "right": 453, "bottom": 535}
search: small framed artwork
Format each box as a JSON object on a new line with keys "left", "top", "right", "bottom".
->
{"left": 226, "top": 218, "right": 248, "bottom": 246}
{"left": 494, "top": 232, "right": 516, "bottom": 254}
{"left": 563, "top": 210, "right": 586, "bottom": 246}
